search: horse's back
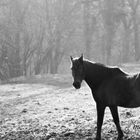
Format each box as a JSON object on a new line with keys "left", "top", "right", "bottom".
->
{"left": 110, "top": 67, "right": 126, "bottom": 77}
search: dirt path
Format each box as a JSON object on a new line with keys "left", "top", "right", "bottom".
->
{"left": 0, "top": 75, "right": 140, "bottom": 139}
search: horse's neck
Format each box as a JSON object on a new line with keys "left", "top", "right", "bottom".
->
{"left": 83, "top": 61, "right": 110, "bottom": 90}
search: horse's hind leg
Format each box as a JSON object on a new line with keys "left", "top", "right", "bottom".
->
{"left": 109, "top": 106, "right": 123, "bottom": 140}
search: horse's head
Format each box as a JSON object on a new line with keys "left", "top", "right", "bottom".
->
{"left": 70, "top": 54, "right": 85, "bottom": 89}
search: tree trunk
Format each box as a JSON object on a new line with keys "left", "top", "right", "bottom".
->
{"left": 83, "top": 0, "right": 92, "bottom": 59}
{"left": 134, "top": 19, "right": 140, "bottom": 61}
{"left": 23, "top": 56, "right": 27, "bottom": 76}
{"left": 34, "top": 59, "right": 41, "bottom": 75}
{"left": 105, "top": 27, "right": 114, "bottom": 64}
{"left": 122, "top": 28, "right": 130, "bottom": 63}
{"left": 15, "top": 32, "right": 21, "bottom": 77}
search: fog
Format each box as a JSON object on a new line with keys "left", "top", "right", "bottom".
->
{"left": 0, "top": 0, "right": 140, "bottom": 79}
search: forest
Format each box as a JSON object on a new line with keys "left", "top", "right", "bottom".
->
{"left": 0, "top": 0, "right": 140, "bottom": 79}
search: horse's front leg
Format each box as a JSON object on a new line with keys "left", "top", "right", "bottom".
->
{"left": 95, "top": 103, "right": 106, "bottom": 140}
{"left": 109, "top": 106, "right": 123, "bottom": 140}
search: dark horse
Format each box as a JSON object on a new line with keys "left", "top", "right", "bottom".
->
{"left": 70, "top": 54, "right": 140, "bottom": 140}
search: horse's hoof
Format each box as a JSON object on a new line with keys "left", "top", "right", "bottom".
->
{"left": 95, "top": 137, "right": 101, "bottom": 140}
{"left": 117, "top": 138, "right": 123, "bottom": 140}
{"left": 117, "top": 136, "right": 123, "bottom": 140}
{"left": 116, "top": 131, "right": 123, "bottom": 140}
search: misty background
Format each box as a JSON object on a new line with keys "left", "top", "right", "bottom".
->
{"left": 0, "top": 0, "right": 140, "bottom": 80}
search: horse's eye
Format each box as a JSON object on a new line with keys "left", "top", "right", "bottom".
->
{"left": 71, "top": 65, "right": 78, "bottom": 70}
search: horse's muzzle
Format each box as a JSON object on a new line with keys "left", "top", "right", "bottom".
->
{"left": 73, "top": 82, "right": 81, "bottom": 89}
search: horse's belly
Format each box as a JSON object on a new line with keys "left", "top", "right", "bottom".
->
{"left": 105, "top": 89, "right": 140, "bottom": 108}
{"left": 98, "top": 77, "right": 140, "bottom": 108}
{"left": 119, "top": 101, "right": 140, "bottom": 108}
{"left": 119, "top": 95, "right": 140, "bottom": 108}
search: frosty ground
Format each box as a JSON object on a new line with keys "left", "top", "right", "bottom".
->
{"left": 1, "top": 68, "right": 140, "bottom": 139}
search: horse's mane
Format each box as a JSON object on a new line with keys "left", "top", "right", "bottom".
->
{"left": 83, "top": 58, "right": 127, "bottom": 75}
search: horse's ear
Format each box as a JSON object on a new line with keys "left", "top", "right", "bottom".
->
{"left": 70, "top": 56, "right": 73, "bottom": 62}
{"left": 79, "top": 54, "right": 83, "bottom": 63}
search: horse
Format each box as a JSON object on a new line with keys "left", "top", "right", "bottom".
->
{"left": 70, "top": 54, "right": 140, "bottom": 140}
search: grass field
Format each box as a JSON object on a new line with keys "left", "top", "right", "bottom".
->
{"left": 1, "top": 68, "right": 140, "bottom": 139}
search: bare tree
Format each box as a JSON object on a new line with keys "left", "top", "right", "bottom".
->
{"left": 119, "top": 0, "right": 133, "bottom": 63}
{"left": 34, "top": 26, "right": 45, "bottom": 75}
{"left": 128, "top": 0, "right": 140, "bottom": 61}
{"left": 44, "top": 0, "right": 78, "bottom": 74}
{"left": 100, "top": 0, "right": 121, "bottom": 64}
{"left": 83, "top": 0, "right": 96, "bottom": 59}
{"left": 8, "top": 0, "right": 30, "bottom": 77}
